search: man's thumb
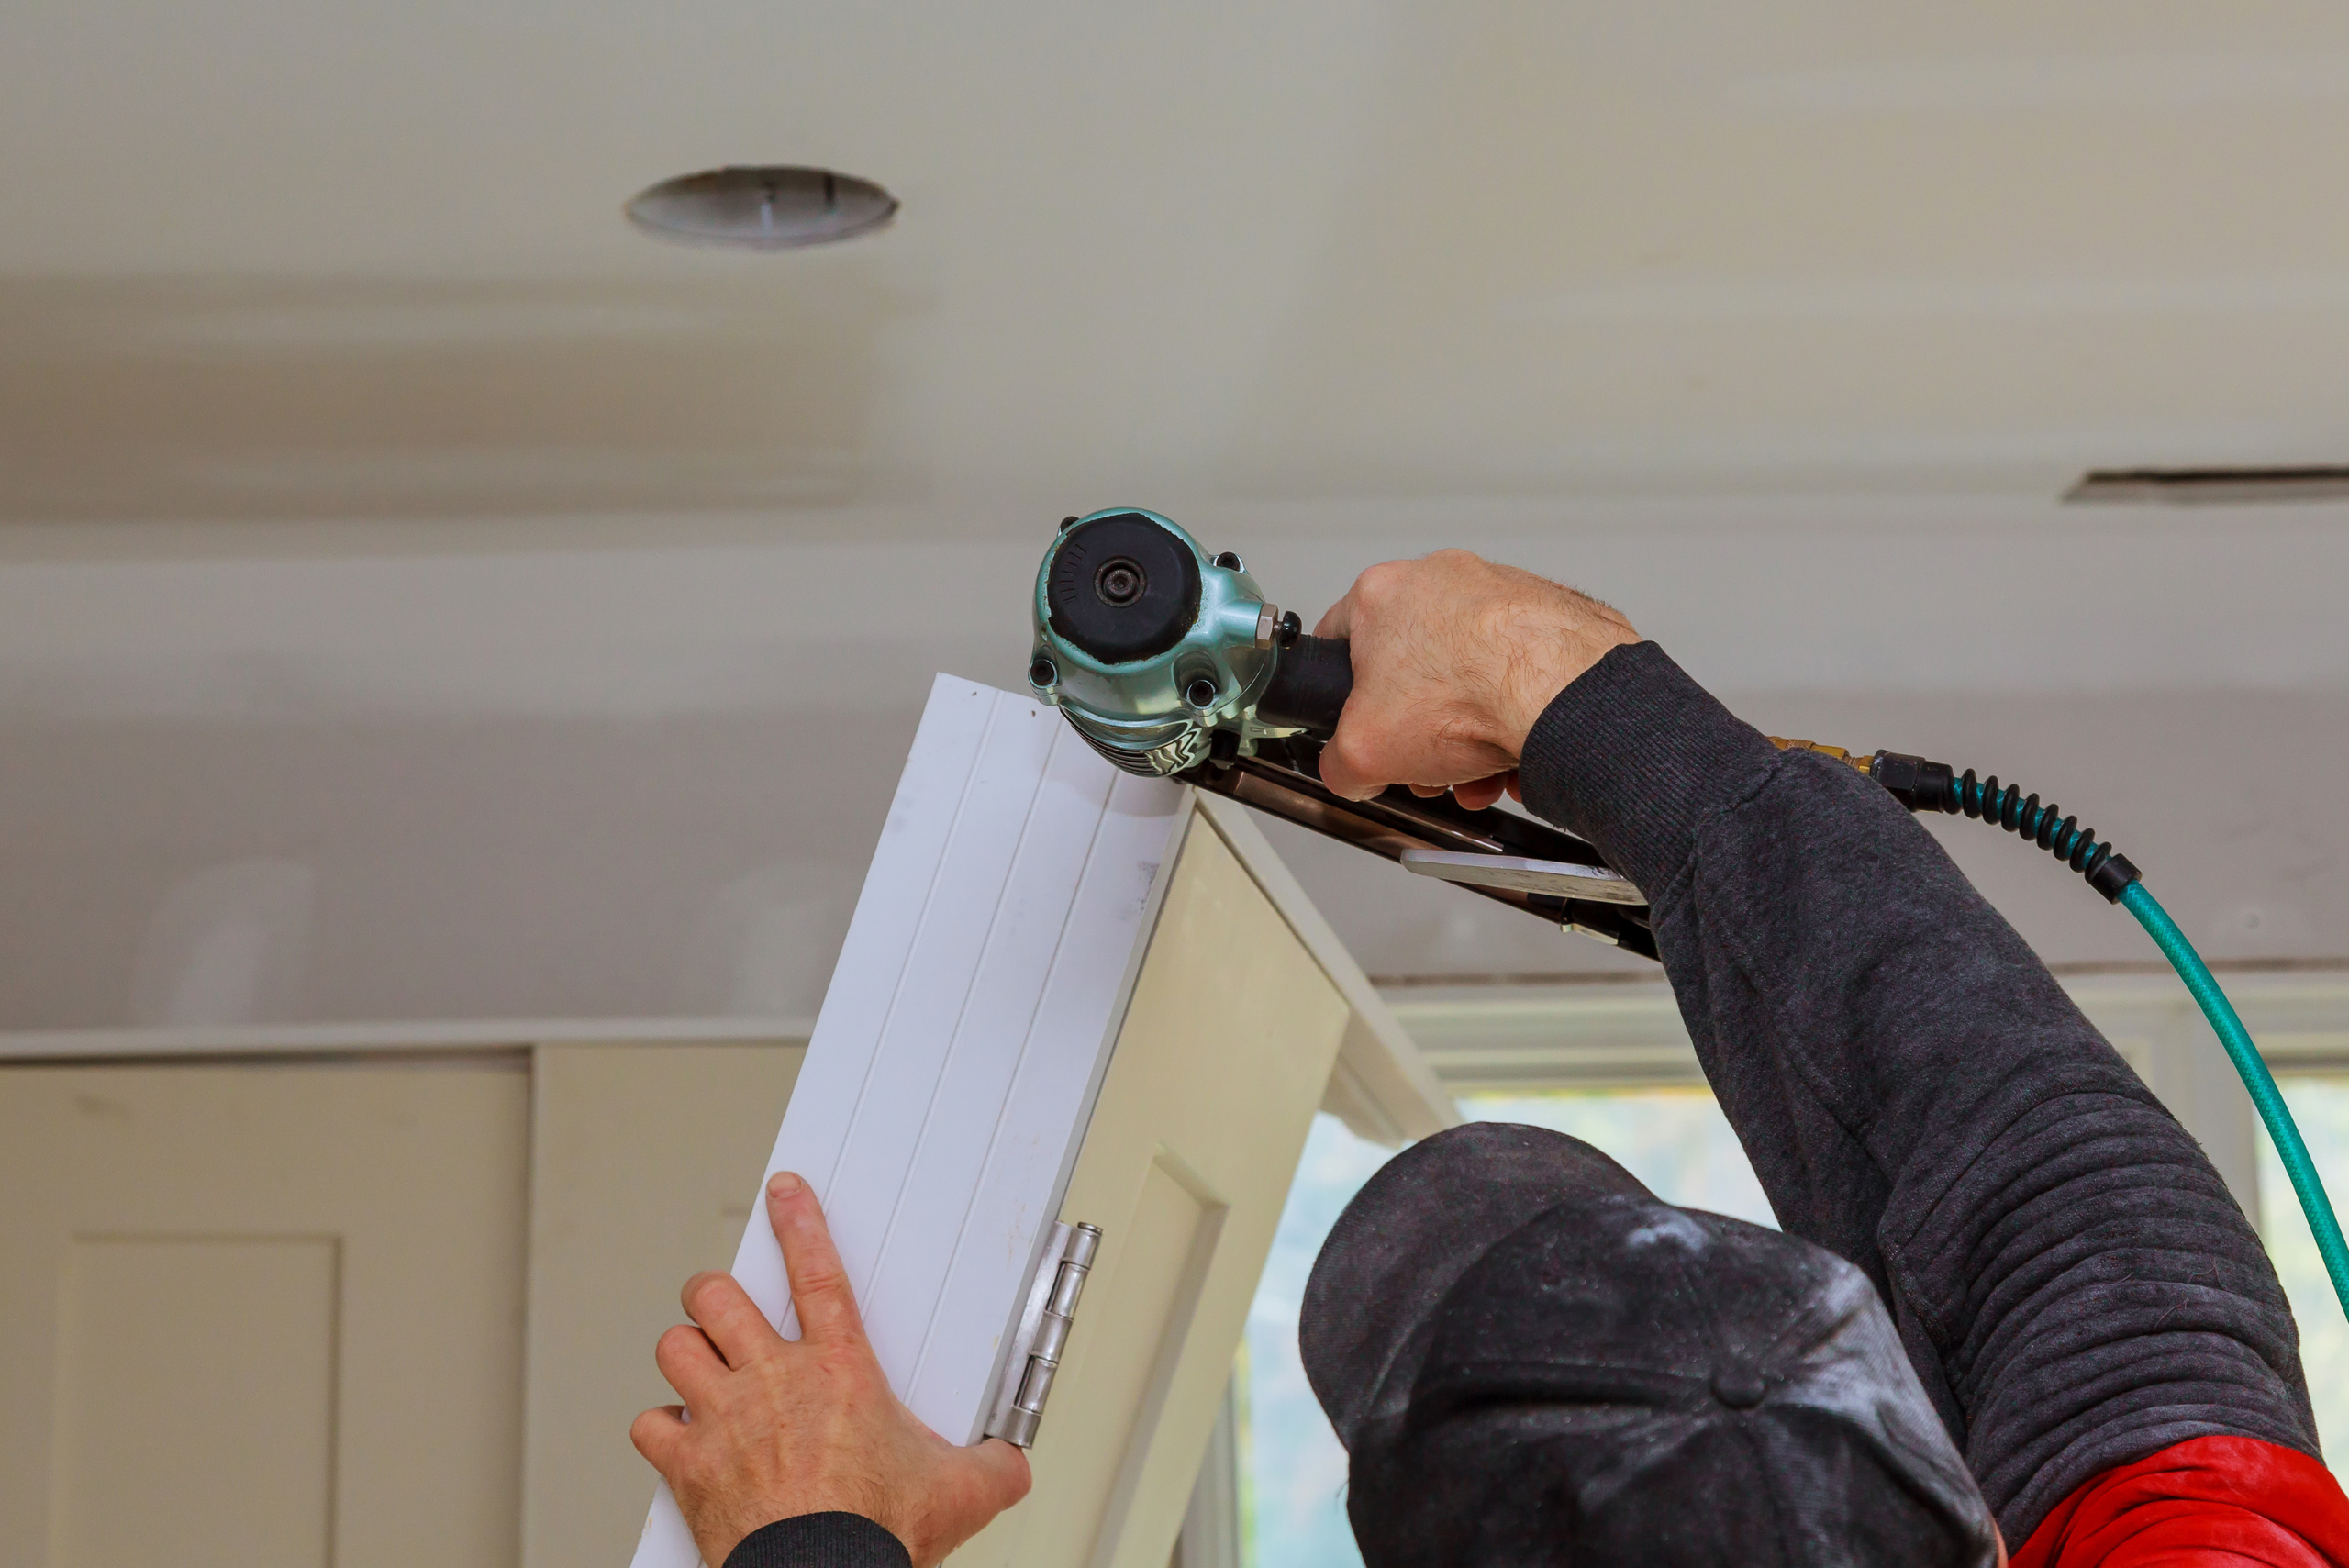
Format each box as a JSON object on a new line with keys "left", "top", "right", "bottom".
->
{"left": 965, "top": 1438, "right": 1033, "bottom": 1512}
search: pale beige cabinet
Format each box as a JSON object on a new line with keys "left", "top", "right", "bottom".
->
{"left": 0, "top": 796, "right": 1445, "bottom": 1568}
{"left": 0, "top": 1062, "right": 533, "bottom": 1568}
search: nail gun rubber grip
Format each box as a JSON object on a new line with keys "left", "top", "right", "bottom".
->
{"left": 1256, "top": 635, "right": 1353, "bottom": 739}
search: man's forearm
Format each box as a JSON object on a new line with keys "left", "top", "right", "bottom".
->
{"left": 1515, "top": 642, "right": 2319, "bottom": 1543}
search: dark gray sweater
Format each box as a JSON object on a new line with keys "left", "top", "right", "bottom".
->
{"left": 725, "top": 1513, "right": 909, "bottom": 1568}
{"left": 729, "top": 640, "right": 2319, "bottom": 1564}
{"left": 1518, "top": 642, "right": 2318, "bottom": 1542}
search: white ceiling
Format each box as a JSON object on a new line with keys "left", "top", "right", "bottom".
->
{"left": 3, "top": 2, "right": 2347, "bottom": 1029}
{"left": 10, "top": 1, "right": 2349, "bottom": 524}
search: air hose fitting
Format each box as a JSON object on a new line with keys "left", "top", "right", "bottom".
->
{"left": 1889, "top": 751, "right": 2141, "bottom": 903}
{"left": 1770, "top": 740, "right": 2141, "bottom": 900}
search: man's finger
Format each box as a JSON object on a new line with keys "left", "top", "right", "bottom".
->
{"left": 654, "top": 1321, "right": 730, "bottom": 1406}
{"left": 1313, "top": 594, "right": 1353, "bottom": 640}
{"left": 767, "top": 1172, "right": 866, "bottom": 1346}
{"left": 1315, "top": 720, "right": 1389, "bottom": 803}
{"left": 681, "top": 1269, "right": 782, "bottom": 1369}
{"left": 629, "top": 1404, "right": 688, "bottom": 1475}
{"left": 1453, "top": 774, "right": 1506, "bottom": 812}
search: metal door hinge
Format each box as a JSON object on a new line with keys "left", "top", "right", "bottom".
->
{"left": 985, "top": 1219, "right": 1103, "bottom": 1448}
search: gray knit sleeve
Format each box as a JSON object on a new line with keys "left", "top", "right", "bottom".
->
{"left": 1516, "top": 641, "right": 2318, "bottom": 1542}
{"left": 722, "top": 1513, "right": 910, "bottom": 1568}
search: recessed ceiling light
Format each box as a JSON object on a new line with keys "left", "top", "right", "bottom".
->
{"left": 625, "top": 166, "right": 897, "bottom": 250}
{"left": 2065, "top": 466, "right": 2349, "bottom": 505}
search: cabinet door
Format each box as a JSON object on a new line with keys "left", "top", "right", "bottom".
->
{"left": 0, "top": 1061, "right": 529, "bottom": 1568}
{"left": 622, "top": 679, "right": 1421, "bottom": 1568}
{"left": 522, "top": 1041, "right": 807, "bottom": 1568}
{"left": 952, "top": 814, "right": 1351, "bottom": 1568}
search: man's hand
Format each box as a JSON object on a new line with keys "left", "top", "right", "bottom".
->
{"left": 631, "top": 1173, "right": 1032, "bottom": 1568}
{"left": 1314, "top": 550, "right": 1638, "bottom": 805}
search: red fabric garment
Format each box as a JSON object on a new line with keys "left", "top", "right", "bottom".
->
{"left": 2013, "top": 1436, "right": 2349, "bottom": 1568}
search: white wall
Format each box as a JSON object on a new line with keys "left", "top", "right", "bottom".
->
{"left": 0, "top": 512, "right": 2342, "bottom": 1031}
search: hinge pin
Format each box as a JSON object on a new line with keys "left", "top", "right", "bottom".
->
{"left": 988, "top": 1221, "right": 1102, "bottom": 1448}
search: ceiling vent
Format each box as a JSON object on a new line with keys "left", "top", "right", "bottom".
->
{"left": 2065, "top": 467, "right": 2349, "bottom": 505}
{"left": 625, "top": 166, "right": 897, "bottom": 250}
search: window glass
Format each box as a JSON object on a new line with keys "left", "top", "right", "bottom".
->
{"left": 2256, "top": 1074, "right": 2349, "bottom": 1479}
{"left": 1241, "top": 1089, "right": 1771, "bottom": 1568}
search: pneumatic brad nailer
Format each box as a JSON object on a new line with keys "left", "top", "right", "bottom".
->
{"left": 1024, "top": 506, "right": 1658, "bottom": 956}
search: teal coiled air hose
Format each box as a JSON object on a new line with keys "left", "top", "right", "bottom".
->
{"left": 2121, "top": 878, "right": 2349, "bottom": 1320}
{"left": 1766, "top": 738, "right": 2349, "bottom": 1324}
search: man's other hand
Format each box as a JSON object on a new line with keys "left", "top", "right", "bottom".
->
{"left": 631, "top": 1172, "right": 1032, "bottom": 1567}
{"left": 1314, "top": 550, "right": 1638, "bottom": 805}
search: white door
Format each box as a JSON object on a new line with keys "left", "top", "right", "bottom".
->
{"left": 603, "top": 681, "right": 1437, "bottom": 1568}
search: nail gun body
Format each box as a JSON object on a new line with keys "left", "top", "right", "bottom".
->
{"left": 1029, "top": 507, "right": 1658, "bottom": 958}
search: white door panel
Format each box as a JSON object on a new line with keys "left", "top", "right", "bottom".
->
{"left": 605, "top": 678, "right": 1429, "bottom": 1568}
{"left": 630, "top": 677, "right": 1188, "bottom": 1567}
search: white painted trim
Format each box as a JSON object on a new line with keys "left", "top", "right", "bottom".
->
{"left": 0, "top": 1016, "right": 813, "bottom": 1061}
{"left": 1386, "top": 984, "right": 1701, "bottom": 1091}
{"left": 1194, "top": 794, "right": 1457, "bottom": 1144}
{"left": 1389, "top": 974, "right": 2349, "bottom": 1088}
